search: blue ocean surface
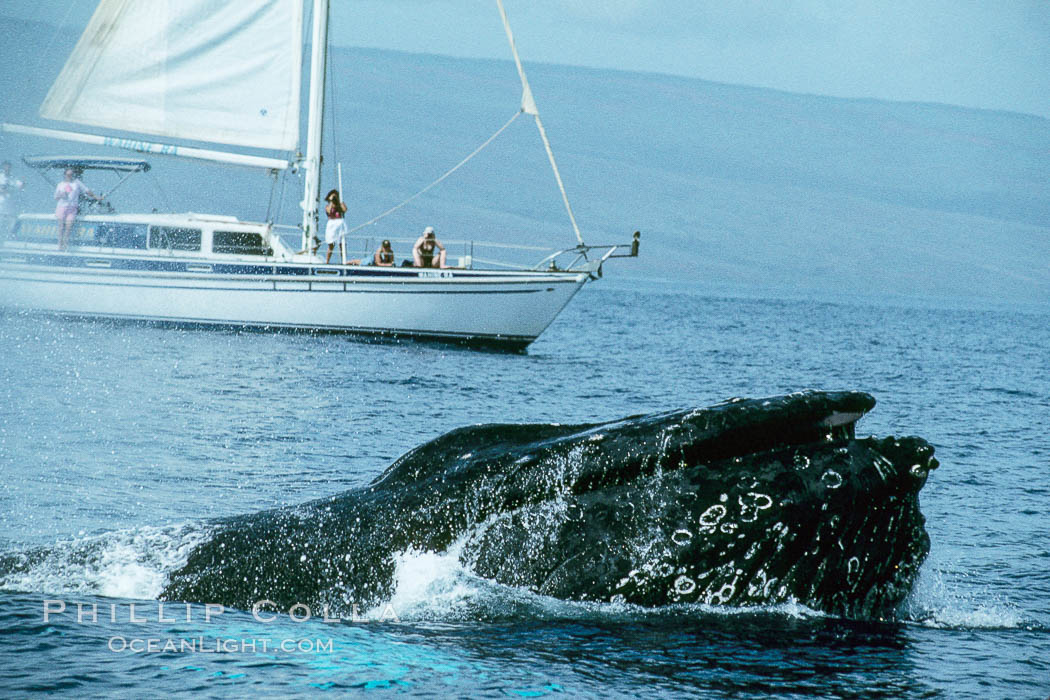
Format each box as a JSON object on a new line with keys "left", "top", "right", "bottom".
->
{"left": 0, "top": 281, "right": 1048, "bottom": 697}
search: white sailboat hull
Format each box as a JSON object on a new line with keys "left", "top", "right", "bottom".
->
{"left": 0, "top": 251, "right": 589, "bottom": 349}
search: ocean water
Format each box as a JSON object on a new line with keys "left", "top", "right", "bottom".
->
{"left": 0, "top": 281, "right": 1047, "bottom": 697}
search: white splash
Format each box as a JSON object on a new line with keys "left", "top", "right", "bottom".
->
{"left": 904, "top": 564, "right": 1026, "bottom": 629}
{"left": 0, "top": 523, "right": 211, "bottom": 600}
{"left": 378, "top": 536, "right": 481, "bottom": 619}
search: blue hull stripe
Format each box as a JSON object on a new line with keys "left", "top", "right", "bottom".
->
{"left": 2, "top": 273, "right": 548, "bottom": 295}
{"left": 8, "top": 252, "right": 582, "bottom": 284}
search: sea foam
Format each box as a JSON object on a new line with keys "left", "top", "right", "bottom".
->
{"left": 903, "top": 563, "right": 1026, "bottom": 630}
{"left": 0, "top": 523, "right": 211, "bottom": 600}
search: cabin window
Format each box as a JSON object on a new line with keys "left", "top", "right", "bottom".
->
{"left": 149, "top": 226, "right": 201, "bottom": 251}
{"left": 11, "top": 220, "right": 148, "bottom": 249}
{"left": 93, "top": 223, "right": 147, "bottom": 249}
{"left": 212, "top": 230, "right": 273, "bottom": 256}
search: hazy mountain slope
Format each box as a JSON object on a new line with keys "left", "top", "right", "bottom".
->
{"left": 1, "top": 17, "right": 1046, "bottom": 304}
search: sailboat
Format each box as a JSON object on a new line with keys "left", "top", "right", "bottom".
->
{"left": 0, "top": 0, "right": 637, "bottom": 350}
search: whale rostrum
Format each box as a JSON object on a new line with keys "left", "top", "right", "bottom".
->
{"left": 162, "top": 391, "right": 938, "bottom": 619}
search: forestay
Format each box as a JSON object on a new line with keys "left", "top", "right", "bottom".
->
{"left": 40, "top": 0, "right": 303, "bottom": 152}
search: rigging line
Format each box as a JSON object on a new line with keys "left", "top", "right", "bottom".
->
{"left": 145, "top": 170, "right": 174, "bottom": 213}
{"left": 346, "top": 110, "right": 522, "bottom": 235}
{"left": 33, "top": 1, "right": 79, "bottom": 83}
{"left": 496, "top": 0, "right": 584, "bottom": 247}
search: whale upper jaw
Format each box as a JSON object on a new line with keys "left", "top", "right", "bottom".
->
{"left": 527, "top": 390, "right": 888, "bottom": 498}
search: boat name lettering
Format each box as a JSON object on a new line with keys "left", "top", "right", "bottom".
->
{"left": 102, "top": 136, "right": 178, "bottom": 156}
{"left": 417, "top": 270, "right": 453, "bottom": 279}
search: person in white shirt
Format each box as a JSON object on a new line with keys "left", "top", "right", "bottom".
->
{"left": 54, "top": 168, "right": 101, "bottom": 250}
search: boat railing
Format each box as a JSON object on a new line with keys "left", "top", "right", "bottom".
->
{"left": 531, "top": 232, "right": 641, "bottom": 274}
{"left": 271, "top": 226, "right": 639, "bottom": 273}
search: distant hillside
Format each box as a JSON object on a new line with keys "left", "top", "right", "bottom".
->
{"left": 1, "top": 16, "right": 1047, "bottom": 305}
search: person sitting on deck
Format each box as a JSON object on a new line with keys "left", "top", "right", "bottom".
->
{"left": 412, "top": 226, "right": 446, "bottom": 268}
{"left": 373, "top": 239, "right": 395, "bottom": 267}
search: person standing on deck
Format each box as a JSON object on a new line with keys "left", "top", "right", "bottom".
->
{"left": 323, "top": 189, "right": 348, "bottom": 264}
{"left": 54, "top": 167, "right": 101, "bottom": 250}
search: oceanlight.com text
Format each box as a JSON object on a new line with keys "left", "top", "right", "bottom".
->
{"left": 107, "top": 636, "right": 334, "bottom": 654}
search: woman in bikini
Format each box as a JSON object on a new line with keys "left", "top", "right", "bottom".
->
{"left": 323, "top": 189, "right": 347, "bottom": 263}
{"left": 412, "top": 226, "right": 446, "bottom": 268}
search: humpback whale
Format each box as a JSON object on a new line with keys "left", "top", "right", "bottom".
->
{"left": 162, "top": 391, "right": 937, "bottom": 619}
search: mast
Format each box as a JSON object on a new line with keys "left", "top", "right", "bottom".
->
{"left": 301, "top": 0, "right": 330, "bottom": 251}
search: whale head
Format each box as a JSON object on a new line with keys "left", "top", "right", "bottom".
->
{"left": 375, "top": 390, "right": 936, "bottom": 618}
{"left": 162, "top": 391, "right": 936, "bottom": 620}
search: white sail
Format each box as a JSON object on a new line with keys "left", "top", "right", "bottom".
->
{"left": 40, "top": 0, "right": 303, "bottom": 152}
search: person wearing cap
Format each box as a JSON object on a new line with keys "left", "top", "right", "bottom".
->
{"left": 412, "top": 226, "right": 446, "bottom": 268}
{"left": 373, "top": 239, "right": 395, "bottom": 266}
